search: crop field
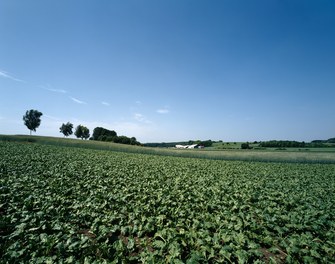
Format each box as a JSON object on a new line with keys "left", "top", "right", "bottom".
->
{"left": 1, "top": 141, "right": 335, "bottom": 263}
{"left": 1, "top": 135, "right": 335, "bottom": 164}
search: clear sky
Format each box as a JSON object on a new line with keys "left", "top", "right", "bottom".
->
{"left": 1, "top": 0, "right": 334, "bottom": 143}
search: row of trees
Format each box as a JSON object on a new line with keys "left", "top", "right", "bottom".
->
{"left": 59, "top": 122, "right": 90, "bottom": 140}
{"left": 312, "top": 138, "right": 335, "bottom": 144}
{"left": 92, "top": 127, "right": 141, "bottom": 145}
{"left": 259, "top": 140, "right": 307, "bottom": 148}
{"left": 22, "top": 110, "right": 91, "bottom": 140}
{"left": 22, "top": 109, "right": 140, "bottom": 144}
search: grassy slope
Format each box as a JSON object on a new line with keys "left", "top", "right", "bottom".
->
{"left": 1, "top": 134, "right": 335, "bottom": 163}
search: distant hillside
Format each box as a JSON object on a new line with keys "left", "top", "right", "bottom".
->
{"left": 259, "top": 139, "right": 335, "bottom": 148}
{"left": 312, "top": 138, "right": 335, "bottom": 144}
{"left": 144, "top": 140, "right": 213, "bottom": 148}
{"left": 146, "top": 138, "right": 335, "bottom": 149}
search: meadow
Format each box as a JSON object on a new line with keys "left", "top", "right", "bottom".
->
{"left": 1, "top": 139, "right": 335, "bottom": 263}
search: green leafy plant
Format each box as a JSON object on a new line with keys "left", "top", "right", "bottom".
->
{"left": 1, "top": 141, "right": 334, "bottom": 262}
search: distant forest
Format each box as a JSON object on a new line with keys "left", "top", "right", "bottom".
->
{"left": 259, "top": 139, "right": 335, "bottom": 148}
{"left": 311, "top": 138, "right": 335, "bottom": 143}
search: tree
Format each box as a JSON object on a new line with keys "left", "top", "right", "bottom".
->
{"left": 23, "top": 109, "right": 43, "bottom": 135}
{"left": 200, "top": 140, "right": 213, "bottom": 147}
{"left": 118, "top": 136, "right": 131, "bottom": 144}
{"left": 241, "top": 142, "right": 251, "bottom": 149}
{"left": 91, "top": 126, "right": 140, "bottom": 145}
{"left": 59, "top": 122, "right": 73, "bottom": 137}
{"left": 92, "top": 127, "right": 117, "bottom": 140}
{"left": 130, "top": 137, "right": 137, "bottom": 145}
{"left": 74, "top": 125, "right": 90, "bottom": 140}
{"left": 82, "top": 126, "right": 90, "bottom": 140}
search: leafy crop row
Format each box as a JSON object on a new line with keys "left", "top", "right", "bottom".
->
{"left": 1, "top": 141, "right": 334, "bottom": 263}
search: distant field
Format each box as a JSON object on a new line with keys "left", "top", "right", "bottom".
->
{"left": 211, "top": 142, "right": 335, "bottom": 152}
{"left": 1, "top": 135, "right": 335, "bottom": 163}
{"left": 1, "top": 141, "right": 335, "bottom": 262}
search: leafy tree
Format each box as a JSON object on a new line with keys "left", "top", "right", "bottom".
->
{"left": 74, "top": 125, "right": 90, "bottom": 140}
{"left": 92, "top": 127, "right": 117, "bottom": 140}
{"left": 59, "top": 122, "right": 73, "bottom": 137}
{"left": 130, "top": 137, "right": 138, "bottom": 145}
{"left": 241, "top": 142, "right": 251, "bottom": 149}
{"left": 23, "top": 109, "right": 43, "bottom": 135}
{"left": 204, "top": 140, "right": 213, "bottom": 147}
{"left": 91, "top": 126, "right": 141, "bottom": 145}
{"left": 82, "top": 127, "right": 90, "bottom": 140}
{"left": 118, "top": 136, "right": 131, "bottom": 144}
{"left": 74, "top": 125, "right": 82, "bottom": 139}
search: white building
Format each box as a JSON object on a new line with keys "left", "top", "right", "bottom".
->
{"left": 175, "top": 144, "right": 200, "bottom": 149}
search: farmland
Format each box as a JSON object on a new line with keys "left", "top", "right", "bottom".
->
{"left": 1, "top": 141, "right": 335, "bottom": 263}
{"left": 1, "top": 135, "right": 335, "bottom": 164}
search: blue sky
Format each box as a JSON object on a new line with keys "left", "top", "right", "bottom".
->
{"left": 1, "top": 0, "right": 334, "bottom": 142}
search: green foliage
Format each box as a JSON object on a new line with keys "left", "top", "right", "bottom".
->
{"left": 312, "top": 138, "right": 335, "bottom": 144}
{"left": 92, "top": 127, "right": 117, "bottom": 140}
{"left": 22, "top": 109, "right": 43, "bottom": 135}
{"left": 59, "top": 122, "right": 73, "bottom": 137}
{"left": 200, "top": 140, "right": 213, "bottom": 147}
{"left": 74, "top": 125, "right": 90, "bottom": 140}
{"left": 92, "top": 126, "right": 140, "bottom": 146}
{"left": 241, "top": 143, "right": 251, "bottom": 149}
{"left": 260, "top": 140, "right": 306, "bottom": 148}
{"left": 1, "top": 141, "right": 335, "bottom": 262}
{"left": 260, "top": 140, "right": 335, "bottom": 148}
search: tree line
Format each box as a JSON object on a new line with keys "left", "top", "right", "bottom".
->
{"left": 258, "top": 140, "right": 334, "bottom": 148}
{"left": 23, "top": 109, "right": 141, "bottom": 145}
{"left": 311, "top": 138, "right": 335, "bottom": 144}
{"left": 259, "top": 140, "right": 307, "bottom": 148}
{"left": 92, "top": 127, "right": 140, "bottom": 145}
